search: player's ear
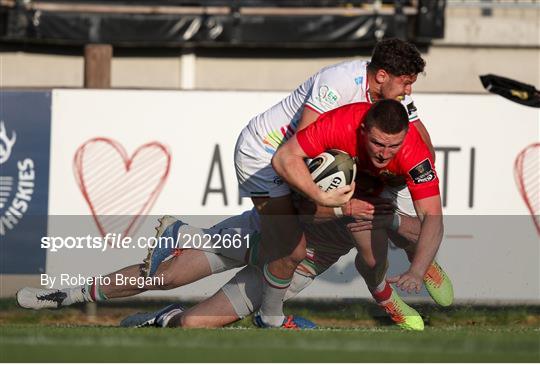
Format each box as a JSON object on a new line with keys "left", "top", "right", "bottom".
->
{"left": 360, "top": 124, "right": 366, "bottom": 135}
{"left": 375, "top": 69, "right": 388, "bottom": 84}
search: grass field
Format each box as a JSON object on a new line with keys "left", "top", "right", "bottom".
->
{"left": 1, "top": 299, "right": 539, "bottom": 362}
{"left": 2, "top": 325, "right": 539, "bottom": 362}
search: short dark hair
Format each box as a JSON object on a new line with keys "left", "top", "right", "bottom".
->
{"left": 363, "top": 99, "right": 409, "bottom": 134}
{"left": 367, "top": 38, "right": 425, "bottom": 76}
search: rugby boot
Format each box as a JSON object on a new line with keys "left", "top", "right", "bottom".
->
{"left": 423, "top": 261, "right": 454, "bottom": 307}
{"left": 253, "top": 313, "right": 317, "bottom": 329}
{"left": 379, "top": 289, "right": 424, "bottom": 331}
{"left": 17, "top": 287, "right": 68, "bottom": 309}
{"left": 142, "top": 216, "right": 185, "bottom": 277}
{"left": 120, "top": 303, "right": 184, "bottom": 328}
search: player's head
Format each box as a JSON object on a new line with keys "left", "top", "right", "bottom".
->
{"left": 360, "top": 99, "right": 409, "bottom": 168}
{"left": 367, "top": 38, "right": 425, "bottom": 100}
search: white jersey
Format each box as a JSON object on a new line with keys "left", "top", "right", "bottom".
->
{"left": 235, "top": 59, "right": 420, "bottom": 198}
{"left": 244, "top": 59, "right": 419, "bottom": 158}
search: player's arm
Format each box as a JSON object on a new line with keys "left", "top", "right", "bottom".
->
{"left": 296, "top": 196, "right": 394, "bottom": 224}
{"left": 296, "top": 107, "right": 321, "bottom": 131}
{"left": 272, "top": 135, "right": 354, "bottom": 207}
{"left": 394, "top": 214, "right": 421, "bottom": 242}
{"left": 402, "top": 96, "right": 435, "bottom": 161}
{"left": 388, "top": 195, "right": 443, "bottom": 293}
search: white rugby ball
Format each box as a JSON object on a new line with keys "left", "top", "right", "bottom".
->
{"left": 307, "top": 149, "right": 356, "bottom": 192}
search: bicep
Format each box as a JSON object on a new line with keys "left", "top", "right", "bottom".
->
{"left": 412, "top": 195, "right": 442, "bottom": 220}
{"left": 279, "top": 134, "right": 309, "bottom": 158}
{"left": 297, "top": 107, "right": 321, "bottom": 131}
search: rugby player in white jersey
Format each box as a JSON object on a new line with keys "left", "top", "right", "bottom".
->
{"left": 143, "top": 38, "right": 449, "bottom": 328}
{"left": 18, "top": 206, "right": 431, "bottom": 331}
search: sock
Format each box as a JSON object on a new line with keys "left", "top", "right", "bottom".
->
{"left": 370, "top": 280, "right": 393, "bottom": 305}
{"left": 258, "top": 263, "right": 290, "bottom": 327}
{"left": 62, "top": 279, "right": 108, "bottom": 306}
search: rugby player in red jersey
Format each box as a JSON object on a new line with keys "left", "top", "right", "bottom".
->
{"left": 273, "top": 99, "right": 444, "bottom": 325}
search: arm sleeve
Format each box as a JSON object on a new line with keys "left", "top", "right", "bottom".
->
{"left": 399, "top": 133, "right": 440, "bottom": 201}
{"left": 401, "top": 95, "right": 420, "bottom": 123}
{"left": 305, "top": 67, "right": 357, "bottom": 114}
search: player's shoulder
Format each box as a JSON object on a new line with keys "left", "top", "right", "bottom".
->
{"left": 319, "top": 102, "right": 371, "bottom": 126}
{"left": 318, "top": 59, "right": 368, "bottom": 81}
{"left": 330, "top": 101, "right": 371, "bottom": 115}
{"left": 399, "top": 124, "right": 430, "bottom": 159}
{"left": 403, "top": 123, "right": 423, "bottom": 144}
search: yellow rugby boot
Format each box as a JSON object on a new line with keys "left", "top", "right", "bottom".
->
{"left": 424, "top": 261, "right": 454, "bottom": 307}
{"left": 378, "top": 286, "right": 424, "bottom": 331}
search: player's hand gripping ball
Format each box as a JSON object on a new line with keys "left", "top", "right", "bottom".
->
{"left": 308, "top": 149, "right": 356, "bottom": 191}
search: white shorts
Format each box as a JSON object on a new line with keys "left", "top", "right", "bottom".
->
{"left": 380, "top": 185, "right": 417, "bottom": 217}
{"left": 234, "top": 128, "right": 291, "bottom": 198}
{"left": 221, "top": 265, "right": 314, "bottom": 318}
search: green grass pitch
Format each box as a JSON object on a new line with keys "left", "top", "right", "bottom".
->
{"left": 1, "top": 299, "right": 539, "bottom": 362}
{"left": 1, "top": 325, "right": 539, "bottom": 362}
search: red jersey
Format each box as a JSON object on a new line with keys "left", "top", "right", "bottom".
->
{"left": 296, "top": 102, "right": 439, "bottom": 201}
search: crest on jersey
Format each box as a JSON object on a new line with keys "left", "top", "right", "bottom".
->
{"left": 316, "top": 85, "right": 341, "bottom": 111}
{"left": 408, "top": 159, "right": 435, "bottom": 184}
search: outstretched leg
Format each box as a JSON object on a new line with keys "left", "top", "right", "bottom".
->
{"left": 16, "top": 249, "right": 232, "bottom": 309}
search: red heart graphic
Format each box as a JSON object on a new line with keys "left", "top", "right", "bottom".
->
{"left": 514, "top": 142, "right": 540, "bottom": 235}
{"left": 73, "top": 137, "right": 171, "bottom": 237}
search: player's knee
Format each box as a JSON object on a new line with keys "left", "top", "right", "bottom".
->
{"left": 354, "top": 252, "right": 384, "bottom": 272}
{"left": 284, "top": 238, "right": 307, "bottom": 266}
{"left": 265, "top": 231, "right": 306, "bottom": 262}
{"left": 289, "top": 248, "right": 307, "bottom": 265}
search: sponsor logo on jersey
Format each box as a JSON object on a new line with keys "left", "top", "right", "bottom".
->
{"left": 0, "top": 121, "right": 36, "bottom": 236}
{"left": 408, "top": 158, "right": 435, "bottom": 184}
{"left": 316, "top": 85, "right": 341, "bottom": 110}
{"left": 354, "top": 76, "right": 364, "bottom": 85}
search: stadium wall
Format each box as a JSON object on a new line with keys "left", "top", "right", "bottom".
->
{"left": 2, "top": 5, "right": 538, "bottom": 92}
{"left": 0, "top": 89, "right": 538, "bottom": 302}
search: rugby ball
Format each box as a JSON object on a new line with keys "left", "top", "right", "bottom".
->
{"left": 308, "top": 149, "right": 356, "bottom": 192}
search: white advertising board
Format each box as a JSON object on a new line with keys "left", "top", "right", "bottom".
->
{"left": 47, "top": 90, "right": 540, "bottom": 302}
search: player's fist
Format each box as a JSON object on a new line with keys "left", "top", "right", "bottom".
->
{"left": 344, "top": 197, "right": 394, "bottom": 217}
{"left": 317, "top": 182, "right": 355, "bottom": 207}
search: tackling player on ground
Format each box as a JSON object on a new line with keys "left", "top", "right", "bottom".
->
{"left": 18, "top": 206, "right": 440, "bottom": 331}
